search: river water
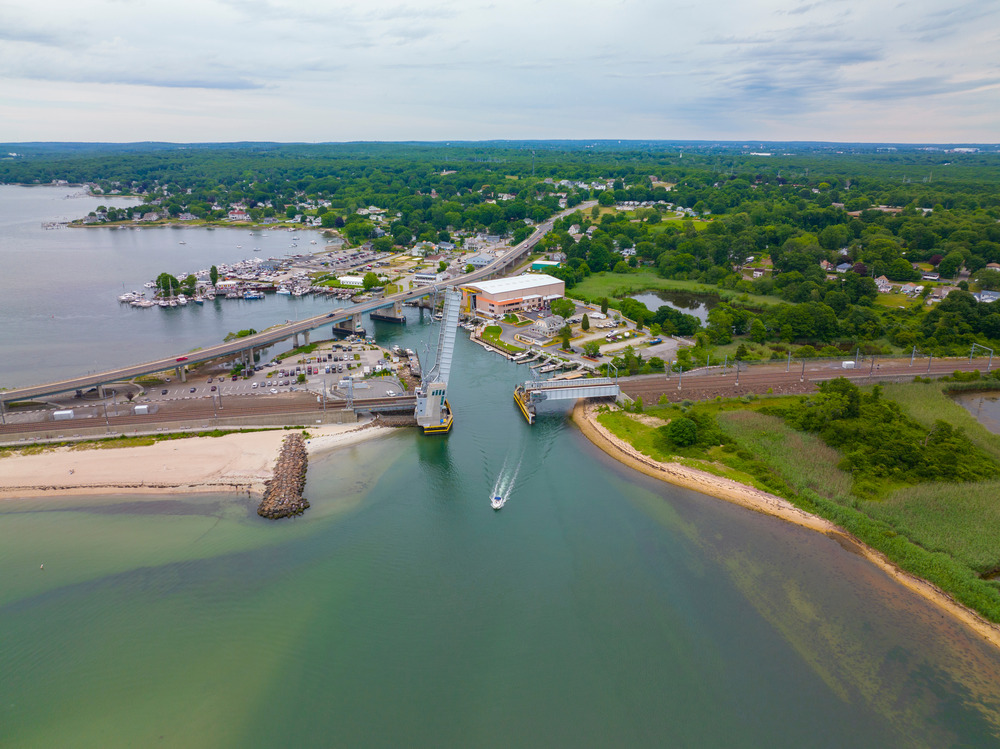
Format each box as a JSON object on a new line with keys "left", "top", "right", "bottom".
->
{"left": 4, "top": 186, "right": 1000, "bottom": 747}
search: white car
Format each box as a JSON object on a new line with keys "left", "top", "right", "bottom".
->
{"left": 270, "top": 388, "right": 278, "bottom": 394}
{"left": 252, "top": 382, "right": 258, "bottom": 388}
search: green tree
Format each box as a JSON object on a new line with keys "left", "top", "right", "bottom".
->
{"left": 937, "top": 251, "right": 964, "bottom": 279}
{"left": 156, "top": 272, "right": 180, "bottom": 296}
{"left": 182, "top": 274, "right": 197, "bottom": 295}
{"left": 362, "top": 272, "right": 380, "bottom": 291}
{"left": 598, "top": 190, "right": 615, "bottom": 206}
{"left": 583, "top": 340, "right": 601, "bottom": 357}
{"left": 666, "top": 417, "right": 697, "bottom": 446}
{"left": 559, "top": 325, "right": 572, "bottom": 350}
{"left": 600, "top": 297, "right": 609, "bottom": 315}
{"left": 749, "top": 317, "right": 767, "bottom": 343}
{"left": 438, "top": 260, "right": 448, "bottom": 273}
{"left": 549, "top": 297, "right": 576, "bottom": 319}
{"left": 581, "top": 313, "right": 590, "bottom": 331}
{"left": 209, "top": 265, "right": 219, "bottom": 287}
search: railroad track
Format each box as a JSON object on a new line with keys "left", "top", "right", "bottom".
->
{"left": 619, "top": 358, "right": 993, "bottom": 404}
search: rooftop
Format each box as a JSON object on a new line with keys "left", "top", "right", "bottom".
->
{"left": 465, "top": 274, "right": 563, "bottom": 295}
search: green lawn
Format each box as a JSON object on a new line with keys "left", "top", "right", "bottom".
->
{"left": 571, "top": 270, "right": 778, "bottom": 308}
{"left": 481, "top": 325, "right": 525, "bottom": 354}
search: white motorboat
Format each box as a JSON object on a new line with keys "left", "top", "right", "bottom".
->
{"left": 491, "top": 495, "right": 506, "bottom": 510}
{"left": 275, "top": 286, "right": 292, "bottom": 295}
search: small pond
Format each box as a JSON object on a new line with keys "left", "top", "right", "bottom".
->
{"left": 629, "top": 290, "right": 717, "bottom": 324}
{"left": 951, "top": 391, "right": 1000, "bottom": 435}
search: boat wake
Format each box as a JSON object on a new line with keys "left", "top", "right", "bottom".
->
{"left": 490, "top": 449, "right": 523, "bottom": 510}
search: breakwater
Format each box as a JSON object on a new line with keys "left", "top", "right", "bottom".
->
{"left": 257, "top": 433, "right": 309, "bottom": 518}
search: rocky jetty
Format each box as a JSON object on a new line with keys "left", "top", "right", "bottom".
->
{"left": 257, "top": 433, "right": 309, "bottom": 519}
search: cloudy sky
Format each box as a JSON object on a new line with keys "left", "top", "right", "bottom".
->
{"left": 1, "top": 0, "right": 998, "bottom": 143}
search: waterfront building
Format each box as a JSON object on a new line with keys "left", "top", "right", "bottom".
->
{"left": 462, "top": 274, "right": 565, "bottom": 317}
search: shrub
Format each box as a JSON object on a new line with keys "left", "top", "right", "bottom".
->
{"left": 666, "top": 417, "right": 697, "bottom": 446}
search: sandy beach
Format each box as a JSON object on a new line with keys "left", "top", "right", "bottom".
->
{"left": 0, "top": 419, "right": 392, "bottom": 500}
{"left": 572, "top": 401, "right": 1000, "bottom": 651}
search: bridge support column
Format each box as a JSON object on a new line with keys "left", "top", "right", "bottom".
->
{"left": 304, "top": 330, "right": 310, "bottom": 346}
{"left": 352, "top": 313, "right": 362, "bottom": 332}
{"left": 293, "top": 333, "right": 300, "bottom": 348}
{"left": 178, "top": 366, "right": 187, "bottom": 383}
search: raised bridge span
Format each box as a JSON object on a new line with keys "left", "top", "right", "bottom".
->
{"left": 514, "top": 378, "right": 621, "bottom": 424}
{"left": 0, "top": 202, "right": 594, "bottom": 415}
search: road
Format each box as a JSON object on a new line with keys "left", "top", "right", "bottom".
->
{"left": 1, "top": 202, "right": 593, "bottom": 407}
{"left": 0, "top": 391, "right": 417, "bottom": 439}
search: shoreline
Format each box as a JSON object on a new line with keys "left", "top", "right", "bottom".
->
{"left": 0, "top": 419, "right": 392, "bottom": 500}
{"left": 571, "top": 400, "right": 1000, "bottom": 651}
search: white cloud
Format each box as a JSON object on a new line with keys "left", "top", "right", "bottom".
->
{"left": 0, "top": 0, "right": 997, "bottom": 142}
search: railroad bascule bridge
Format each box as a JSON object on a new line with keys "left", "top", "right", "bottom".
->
{"left": 414, "top": 289, "right": 462, "bottom": 434}
{"left": 513, "top": 378, "right": 621, "bottom": 425}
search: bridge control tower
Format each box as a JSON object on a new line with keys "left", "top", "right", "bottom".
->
{"left": 414, "top": 289, "right": 462, "bottom": 434}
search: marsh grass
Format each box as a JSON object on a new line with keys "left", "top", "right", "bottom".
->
{"left": 864, "top": 480, "right": 1000, "bottom": 574}
{"left": 881, "top": 381, "right": 1000, "bottom": 463}
{"left": 716, "top": 410, "right": 855, "bottom": 503}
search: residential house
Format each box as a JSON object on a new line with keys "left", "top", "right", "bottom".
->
{"left": 875, "top": 275, "right": 893, "bottom": 293}
{"left": 534, "top": 315, "right": 566, "bottom": 337}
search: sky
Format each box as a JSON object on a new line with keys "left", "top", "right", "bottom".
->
{"left": 1, "top": 0, "right": 998, "bottom": 144}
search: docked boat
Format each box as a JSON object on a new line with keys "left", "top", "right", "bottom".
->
{"left": 243, "top": 290, "right": 264, "bottom": 300}
{"left": 275, "top": 286, "right": 292, "bottom": 295}
{"left": 177, "top": 294, "right": 188, "bottom": 305}
{"left": 491, "top": 495, "right": 506, "bottom": 511}
{"left": 193, "top": 296, "right": 204, "bottom": 304}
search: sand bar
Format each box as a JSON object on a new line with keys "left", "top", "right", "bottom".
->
{"left": 572, "top": 401, "right": 1000, "bottom": 651}
{"left": 0, "top": 419, "right": 392, "bottom": 499}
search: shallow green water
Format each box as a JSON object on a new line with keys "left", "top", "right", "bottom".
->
{"left": 4, "top": 330, "right": 1000, "bottom": 748}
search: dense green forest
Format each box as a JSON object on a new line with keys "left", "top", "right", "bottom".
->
{"left": 3, "top": 140, "right": 1000, "bottom": 357}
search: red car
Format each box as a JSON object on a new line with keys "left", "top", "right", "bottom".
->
{"left": 176, "top": 356, "right": 188, "bottom": 362}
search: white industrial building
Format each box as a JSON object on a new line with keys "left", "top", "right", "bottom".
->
{"left": 462, "top": 274, "right": 565, "bottom": 317}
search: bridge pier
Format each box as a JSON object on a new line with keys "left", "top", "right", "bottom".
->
{"left": 176, "top": 366, "right": 187, "bottom": 383}
{"left": 370, "top": 301, "right": 407, "bottom": 324}
{"left": 304, "top": 330, "right": 310, "bottom": 346}
{"left": 293, "top": 333, "right": 300, "bottom": 349}
{"left": 331, "top": 312, "right": 365, "bottom": 337}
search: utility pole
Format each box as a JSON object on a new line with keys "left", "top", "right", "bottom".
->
{"left": 678, "top": 367, "right": 683, "bottom": 390}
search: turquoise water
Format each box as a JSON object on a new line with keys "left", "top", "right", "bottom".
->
{"left": 4, "top": 331, "right": 1000, "bottom": 747}
{"left": 4, "top": 187, "right": 1000, "bottom": 746}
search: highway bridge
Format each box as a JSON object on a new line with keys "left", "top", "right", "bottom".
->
{"left": 0, "top": 202, "right": 594, "bottom": 417}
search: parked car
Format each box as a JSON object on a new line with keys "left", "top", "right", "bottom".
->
{"left": 211, "top": 386, "right": 217, "bottom": 392}
{"left": 161, "top": 389, "right": 168, "bottom": 395}
{"left": 189, "top": 387, "right": 196, "bottom": 393}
